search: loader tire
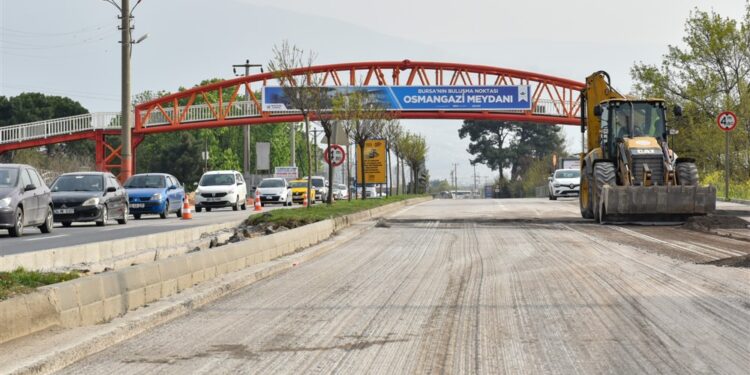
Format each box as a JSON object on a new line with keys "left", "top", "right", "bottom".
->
{"left": 580, "top": 171, "right": 595, "bottom": 219}
{"left": 676, "top": 162, "right": 699, "bottom": 186}
{"left": 593, "top": 162, "right": 616, "bottom": 223}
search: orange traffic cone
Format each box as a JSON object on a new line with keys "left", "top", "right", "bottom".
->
{"left": 254, "top": 193, "right": 263, "bottom": 212}
{"left": 181, "top": 197, "right": 192, "bottom": 220}
{"left": 302, "top": 192, "right": 308, "bottom": 207}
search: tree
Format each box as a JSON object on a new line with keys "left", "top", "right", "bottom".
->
{"left": 458, "top": 120, "right": 515, "bottom": 181}
{"left": 381, "top": 120, "right": 403, "bottom": 196}
{"left": 508, "top": 123, "right": 565, "bottom": 180}
{"left": 268, "top": 41, "right": 324, "bottom": 207}
{"left": 400, "top": 132, "right": 428, "bottom": 194}
{"left": 631, "top": 5, "right": 750, "bottom": 180}
{"left": 332, "top": 91, "right": 389, "bottom": 199}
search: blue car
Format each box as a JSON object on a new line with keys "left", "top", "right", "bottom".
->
{"left": 123, "top": 173, "right": 185, "bottom": 219}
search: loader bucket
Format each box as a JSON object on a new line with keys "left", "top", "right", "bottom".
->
{"left": 599, "top": 185, "right": 716, "bottom": 223}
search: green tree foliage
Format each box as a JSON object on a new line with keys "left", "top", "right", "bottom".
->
{"left": 458, "top": 121, "right": 565, "bottom": 184}
{"left": 631, "top": 4, "right": 750, "bottom": 181}
{"left": 0, "top": 93, "right": 92, "bottom": 158}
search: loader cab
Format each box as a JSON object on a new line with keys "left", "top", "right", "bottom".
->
{"left": 595, "top": 100, "right": 667, "bottom": 158}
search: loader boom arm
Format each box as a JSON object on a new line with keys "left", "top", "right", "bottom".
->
{"left": 582, "top": 71, "right": 624, "bottom": 153}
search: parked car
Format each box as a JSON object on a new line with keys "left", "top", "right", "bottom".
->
{"left": 308, "top": 176, "right": 328, "bottom": 202}
{"left": 194, "top": 170, "right": 247, "bottom": 212}
{"left": 256, "top": 178, "right": 292, "bottom": 206}
{"left": 289, "top": 179, "right": 315, "bottom": 204}
{"left": 332, "top": 183, "right": 348, "bottom": 200}
{"left": 50, "top": 172, "right": 128, "bottom": 227}
{"left": 124, "top": 173, "right": 185, "bottom": 219}
{"left": 548, "top": 169, "right": 581, "bottom": 200}
{"left": 0, "top": 164, "right": 54, "bottom": 237}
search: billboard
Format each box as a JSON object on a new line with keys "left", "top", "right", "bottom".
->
{"left": 262, "top": 85, "right": 531, "bottom": 112}
{"left": 355, "top": 139, "right": 387, "bottom": 184}
{"left": 274, "top": 166, "right": 298, "bottom": 179}
{"left": 255, "top": 142, "right": 270, "bottom": 171}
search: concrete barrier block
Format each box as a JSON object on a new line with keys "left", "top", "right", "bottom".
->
{"left": 138, "top": 263, "right": 162, "bottom": 303}
{"left": 67, "top": 277, "right": 105, "bottom": 325}
{"left": 117, "top": 267, "right": 145, "bottom": 310}
{"left": 98, "top": 272, "right": 126, "bottom": 321}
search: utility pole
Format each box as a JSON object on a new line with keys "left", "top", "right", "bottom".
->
{"left": 311, "top": 128, "right": 321, "bottom": 175}
{"left": 473, "top": 163, "right": 477, "bottom": 199}
{"left": 290, "top": 123, "right": 297, "bottom": 167}
{"left": 104, "top": 0, "right": 147, "bottom": 181}
{"left": 453, "top": 163, "right": 458, "bottom": 195}
{"left": 232, "top": 60, "right": 263, "bottom": 179}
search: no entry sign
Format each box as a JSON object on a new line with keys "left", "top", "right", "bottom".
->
{"left": 716, "top": 111, "right": 738, "bottom": 132}
{"left": 324, "top": 144, "right": 346, "bottom": 167}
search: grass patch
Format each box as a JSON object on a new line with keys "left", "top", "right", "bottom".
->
{"left": 0, "top": 268, "right": 79, "bottom": 300}
{"left": 246, "top": 195, "right": 428, "bottom": 227}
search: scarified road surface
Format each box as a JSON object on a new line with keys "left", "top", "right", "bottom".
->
{"left": 57, "top": 199, "right": 750, "bottom": 374}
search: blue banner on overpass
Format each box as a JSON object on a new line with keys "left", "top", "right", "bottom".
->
{"left": 262, "top": 85, "right": 531, "bottom": 112}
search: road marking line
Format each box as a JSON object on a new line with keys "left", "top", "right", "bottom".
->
{"left": 23, "top": 234, "right": 67, "bottom": 241}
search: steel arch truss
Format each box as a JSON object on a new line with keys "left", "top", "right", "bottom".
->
{"left": 135, "top": 61, "right": 585, "bottom": 134}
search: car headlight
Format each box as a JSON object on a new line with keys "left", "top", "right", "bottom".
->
{"left": 0, "top": 197, "right": 11, "bottom": 208}
{"left": 82, "top": 197, "right": 100, "bottom": 206}
{"left": 151, "top": 193, "right": 163, "bottom": 201}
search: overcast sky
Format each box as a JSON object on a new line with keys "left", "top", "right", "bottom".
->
{"left": 0, "top": 0, "right": 745, "bottom": 184}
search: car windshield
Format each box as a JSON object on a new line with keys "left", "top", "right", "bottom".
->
{"left": 0, "top": 167, "right": 19, "bottom": 188}
{"left": 555, "top": 170, "right": 580, "bottom": 179}
{"left": 52, "top": 175, "right": 104, "bottom": 192}
{"left": 200, "top": 174, "right": 235, "bottom": 186}
{"left": 289, "top": 181, "right": 307, "bottom": 188}
{"left": 124, "top": 175, "right": 166, "bottom": 189}
{"left": 311, "top": 178, "right": 325, "bottom": 187}
{"left": 335, "top": 184, "right": 347, "bottom": 190}
{"left": 259, "top": 179, "right": 285, "bottom": 188}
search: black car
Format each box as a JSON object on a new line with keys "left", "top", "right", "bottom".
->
{"left": 50, "top": 172, "right": 128, "bottom": 227}
{"left": 0, "top": 164, "right": 54, "bottom": 237}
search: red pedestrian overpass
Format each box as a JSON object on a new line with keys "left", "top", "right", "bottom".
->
{"left": 0, "top": 61, "right": 585, "bottom": 180}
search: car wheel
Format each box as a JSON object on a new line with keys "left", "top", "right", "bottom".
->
{"left": 160, "top": 201, "right": 169, "bottom": 219}
{"left": 241, "top": 198, "right": 247, "bottom": 210}
{"left": 550, "top": 195, "right": 557, "bottom": 201}
{"left": 233, "top": 196, "right": 240, "bottom": 211}
{"left": 205, "top": 207, "right": 212, "bottom": 212}
{"left": 133, "top": 213, "right": 141, "bottom": 220}
{"left": 96, "top": 205, "right": 108, "bottom": 227}
{"left": 39, "top": 206, "right": 54, "bottom": 234}
{"left": 117, "top": 205, "right": 128, "bottom": 225}
{"left": 8, "top": 208, "right": 24, "bottom": 237}
{"left": 195, "top": 206, "right": 202, "bottom": 213}
{"left": 62, "top": 221, "right": 72, "bottom": 228}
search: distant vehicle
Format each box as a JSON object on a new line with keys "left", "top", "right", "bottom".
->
{"left": 548, "top": 169, "right": 580, "bottom": 200}
{"left": 354, "top": 184, "right": 379, "bottom": 198}
{"left": 124, "top": 173, "right": 185, "bottom": 219}
{"left": 306, "top": 176, "right": 328, "bottom": 202}
{"left": 50, "top": 172, "right": 128, "bottom": 227}
{"left": 0, "top": 164, "right": 54, "bottom": 237}
{"left": 194, "top": 170, "right": 247, "bottom": 212}
{"left": 256, "top": 178, "right": 293, "bottom": 206}
{"left": 332, "top": 183, "right": 348, "bottom": 200}
{"left": 453, "top": 190, "right": 473, "bottom": 199}
{"left": 289, "top": 179, "right": 315, "bottom": 204}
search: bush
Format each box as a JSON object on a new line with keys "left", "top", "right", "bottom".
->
{"left": 702, "top": 170, "right": 750, "bottom": 200}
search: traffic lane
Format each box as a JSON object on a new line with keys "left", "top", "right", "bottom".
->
{"left": 56, "top": 199, "right": 749, "bottom": 374}
{"left": 0, "top": 203, "right": 295, "bottom": 256}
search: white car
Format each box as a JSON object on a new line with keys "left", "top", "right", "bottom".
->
{"left": 194, "top": 170, "right": 247, "bottom": 212}
{"left": 332, "top": 183, "right": 348, "bottom": 200}
{"left": 308, "top": 176, "right": 328, "bottom": 202}
{"left": 256, "top": 178, "right": 292, "bottom": 206}
{"left": 548, "top": 169, "right": 580, "bottom": 200}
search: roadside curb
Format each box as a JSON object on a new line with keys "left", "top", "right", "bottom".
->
{"left": 0, "top": 197, "right": 430, "bottom": 374}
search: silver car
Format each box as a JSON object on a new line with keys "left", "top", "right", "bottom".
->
{"left": 548, "top": 169, "right": 580, "bottom": 200}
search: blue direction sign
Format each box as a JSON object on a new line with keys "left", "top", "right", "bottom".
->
{"left": 262, "top": 85, "right": 531, "bottom": 112}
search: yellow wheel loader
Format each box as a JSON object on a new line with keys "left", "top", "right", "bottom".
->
{"left": 579, "top": 71, "right": 716, "bottom": 223}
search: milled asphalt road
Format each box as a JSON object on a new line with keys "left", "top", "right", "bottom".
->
{"left": 56, "top": 199, "right": 750, "bottom": 374}
{"left": 0, "top": 203, "right": 294, "bottom": 256}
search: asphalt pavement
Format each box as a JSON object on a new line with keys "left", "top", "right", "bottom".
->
{"left": 0, "top": 203, "right": 292, "bottom": 256}
{"left": 55, "top": 199, "right": 750, "bottom": 374}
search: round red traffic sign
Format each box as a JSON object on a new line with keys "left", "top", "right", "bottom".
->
{"left": 324, "top": 144, "right": 346, "bottom": 167}
{"left": 716, "top": 111, "right": 738, "bottom": 132}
